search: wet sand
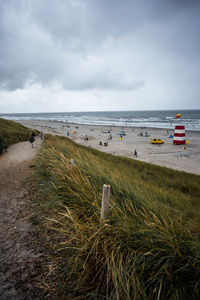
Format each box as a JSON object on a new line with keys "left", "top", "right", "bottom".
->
{"left": 17, "top": 119, "right": 200, "bottom": 175}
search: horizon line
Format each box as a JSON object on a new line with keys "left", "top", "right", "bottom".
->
{"left": 1, "top": 108, "right": 200, "bottom": 114}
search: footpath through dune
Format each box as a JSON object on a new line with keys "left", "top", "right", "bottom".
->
{"left": 0, "top": 137, "right": 44, "bottom": 299}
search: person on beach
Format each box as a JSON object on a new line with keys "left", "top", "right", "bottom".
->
{"left": 29, "top": 132, "right": 35, "bottom": 149}
{"left": 39, "top": 131, "right": 44, "bottom": 140}
{"left": 134, "top": 149, "right": 137, "bottom": 158}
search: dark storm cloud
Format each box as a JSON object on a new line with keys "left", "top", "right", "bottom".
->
{"left": 0, "top": 0, "right": 200, "bottom": 93}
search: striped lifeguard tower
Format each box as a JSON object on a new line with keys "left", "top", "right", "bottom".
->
{"left": 173, "top": 125, "right": 186, "bottom": 145}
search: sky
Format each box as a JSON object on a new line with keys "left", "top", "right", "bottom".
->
{"left": 0, "top": 0, "right": 200, "bottom": 113}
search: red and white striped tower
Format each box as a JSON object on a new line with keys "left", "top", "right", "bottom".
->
{"left": 173, "top": 125, "right": 186, "bottom": 145}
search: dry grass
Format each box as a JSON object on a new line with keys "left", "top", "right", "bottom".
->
{"left": 33, "top": 134, "right": 200, "bottom": 299}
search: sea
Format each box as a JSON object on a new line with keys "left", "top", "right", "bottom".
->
{"left": 1, "top": 110, "right": 200, "bottom": 131}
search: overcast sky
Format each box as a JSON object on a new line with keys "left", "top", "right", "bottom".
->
{"left": 0, "top": 0, "right": 200, "bottom": 113}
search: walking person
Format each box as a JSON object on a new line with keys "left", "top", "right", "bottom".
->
{"left": 134, "top": 149, "right": 137, "bottom": 158}
{"left": 39, "top": 131, "right": 44, "bottom": 140}
{"left": 29, "top": 132, "right": 35, "bottom": 149}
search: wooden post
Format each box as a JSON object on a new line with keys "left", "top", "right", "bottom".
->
{"left": 71, "top": 159, "right": 75, "bottom": 166}
{"left": 100, "top": 184, "right": 110, "bottom": 221}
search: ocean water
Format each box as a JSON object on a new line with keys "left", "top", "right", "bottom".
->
{"left": 1, "top": 110, "right": 200, "bottom": 131}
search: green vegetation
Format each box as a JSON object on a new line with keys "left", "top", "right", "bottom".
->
{"left": 0, "top": 118, "right": 38, "bottom": 154}
{"left": 34, "top": 135, "right": 200, "bottom": 299}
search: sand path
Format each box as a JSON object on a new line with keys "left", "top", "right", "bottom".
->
{"left": 0, "top": 137, "right": 44, "bottom": 299}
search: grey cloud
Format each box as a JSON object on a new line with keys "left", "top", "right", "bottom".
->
{"left": 0, "top": 0, "right": 199, "bottom": 95}
{"left": 64, "top": 73, "right": 145, "bottom": 91}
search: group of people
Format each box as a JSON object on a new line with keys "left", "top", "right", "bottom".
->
{"left": 29, "top": 130, "right": 138, "bottom": 160}
{"left": 29, "top": 131, "right": 44, "bottom": 148}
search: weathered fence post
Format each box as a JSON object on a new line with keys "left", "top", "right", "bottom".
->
{"left": 100, "top": 184, "right": 110, "bottom": 221}
{"left": 70, "top": 159, "right": 75, "bottom": 166}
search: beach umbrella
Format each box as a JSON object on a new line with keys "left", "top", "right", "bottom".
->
{"left": 173, "top": 125, "right": 186, "bottom": 145}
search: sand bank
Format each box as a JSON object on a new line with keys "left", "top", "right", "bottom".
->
{"left": 17, "top": 119, "right": 200, "bottom": 175}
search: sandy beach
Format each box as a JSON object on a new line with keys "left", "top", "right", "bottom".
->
{"left": 17, "top": 119, "right": 200, "bottom": 175}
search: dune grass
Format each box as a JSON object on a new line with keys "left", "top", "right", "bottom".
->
{"left": 33, "top": 134, "right": 200, "bottom": 299}
{"left": 0, "top": 118, "right": 39, "bottom": 154}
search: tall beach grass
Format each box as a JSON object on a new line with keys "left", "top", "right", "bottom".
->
{"left": 34, "top": 135, "right": 200, "bottom": 299}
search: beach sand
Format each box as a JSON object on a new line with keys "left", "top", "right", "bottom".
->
{"left": 17, "top": 119, "right": 200, "bottom": 175}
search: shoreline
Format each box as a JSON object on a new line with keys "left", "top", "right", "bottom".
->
{"left": 15, "top": 118, "right": 200, "bottom": 133}
{"left": 17, "top": 119, "right": 200, "bottom": 175}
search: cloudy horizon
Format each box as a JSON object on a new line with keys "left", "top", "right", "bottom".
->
{"left": 0, "top": 0, "right": 200, "bottom": 113}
